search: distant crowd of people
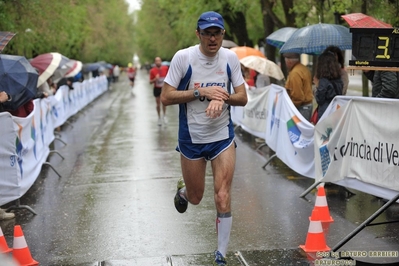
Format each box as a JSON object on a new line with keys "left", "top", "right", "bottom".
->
{"left": 283, "top": 45, "right": 399, "bottom": 125}
{"left": 0, "top": 55, "right": 123, "bottom": 220}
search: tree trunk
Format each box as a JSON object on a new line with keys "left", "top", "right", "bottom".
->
{"left": 260, "top": 0, "right": 275, "bottom": 60}
{"left": 223, "top": 10, "right": 252, "bottom": 47}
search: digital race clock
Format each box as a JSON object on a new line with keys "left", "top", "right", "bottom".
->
{"left": 349, "top": 28, "right": 399, "bottom": 67}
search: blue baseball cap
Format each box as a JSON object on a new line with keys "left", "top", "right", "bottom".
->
{"left": 197, "top": 11, "right": 224, "bottom": 30}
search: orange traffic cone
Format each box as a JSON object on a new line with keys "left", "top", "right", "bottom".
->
{"left": 300, "top": 220, "right": 330, "bottom": 252}
{"left": 12, "top": 225, "right": 39, "bottom": 266}
{"left": 309, "top": 185, "right": 334, "bottom": 223}
{"left": 309, "top": 208, "right": 332, "bottom": 236}
{"left": 0, "top": 226, "right": 12, "bottom": 254}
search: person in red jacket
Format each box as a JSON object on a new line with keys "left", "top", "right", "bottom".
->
{"left": 0, "top": 91, "right": 34, "bottom": 117}
{"left": 149, "top": 57, "right": 169, "bottom": 125}
{"left": 8, "top": 99, "right": 34, "bottom": 117}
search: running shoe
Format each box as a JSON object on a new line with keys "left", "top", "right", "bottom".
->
{"left": 213, "top": 250, "right": 227, "bottom": 265}
{"left": 174, "top": 178, "right": 188, "bottom": 213}
{"left": 157, "top": 117, "right": 162, "bottom": 126}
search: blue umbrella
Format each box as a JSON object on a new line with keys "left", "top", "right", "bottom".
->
{"left": 266, "top": 27, "right": 298, "bottom": 49}
{"left": 82, "top": 62, "right": 102, "bottom": 73}
{"left": 279, "top": 23, "right": 352, "bottom": 55}
{"left": 0, "top": 54, "right": 38, "bottom": 100}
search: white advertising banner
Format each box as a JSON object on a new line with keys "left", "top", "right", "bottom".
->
{"left": 314, "top": 97, "right": 399, "bottom": 194}
{"left": 239, "top": 86, "right": 269, "bottom": 139}
{"left": 0, "top": 112, "right": 20, "bottom": 205}
{"left": 222, "top": 84, "right": 399, "bottom": 200}
{"left": 319, "top": 95, "right": 351, "bottom": 122}
{"left": 265, "top": 84, "right": 315, "bottom": 178}
{"left": 52, "top": 85, "right": 69, "bottom": 128}
{"left": 0, "top": 76, "right": 108, "bottom": 206}
{"left": 231, "top": 105, "right": 244, "bottom": 127}
{"left": 0, "top": 102, "right": 49, "bottom": 206}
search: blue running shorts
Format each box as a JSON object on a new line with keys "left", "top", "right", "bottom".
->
{"left": 176, "top": 137, "right": 236, "bottom": 161}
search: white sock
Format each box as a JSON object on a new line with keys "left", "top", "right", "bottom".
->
{"left": 179, "top": 187, "right": 187, "bottom": 201}
{"left": 216, "top": 212, "right": 232, "bottom": 257}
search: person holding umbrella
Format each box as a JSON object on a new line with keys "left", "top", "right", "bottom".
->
{"left": 0, "top": 91, "right": 11, "bottom": 112}
{"left": 1, "top": 89, "right": 35, "bottom": 117}
{"left": 283, "top": 52, "right": 313, "bottom": 121}
{"left": 323, "top": 45, "right": 349, "bottom": 95}
{"left": 313, "top": 51, "right": 343, "bottom": 123}
{"left": 0, "top": 54, "right": 39, "bottom": 117}
{"left": 0, "top": 91, "right": 11, "bottom": 103}
{"left": 3, "top": 99, "right": 34, "bottom": 117}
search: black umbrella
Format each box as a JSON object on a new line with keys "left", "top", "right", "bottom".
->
{"left": 0, "top": 54, "right": 38, "bottom": 109}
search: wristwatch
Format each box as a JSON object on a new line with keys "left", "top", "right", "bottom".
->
{"left": 193, "top": 89, "right": 200, "bottom": 99}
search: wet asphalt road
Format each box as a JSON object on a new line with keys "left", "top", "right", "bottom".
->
{"left": 1, "top": 71, "right": 399, "bottom": 266}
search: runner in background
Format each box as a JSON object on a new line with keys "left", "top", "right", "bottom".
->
{"left": 127, "top": 63, "right": 136, "bottom": 90}
{"left": 149, "top": 57, "right": 169, "bottom": 125}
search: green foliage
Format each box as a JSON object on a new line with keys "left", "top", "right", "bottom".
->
{"left": 245, "top": 0, "right": 264, "bottom": 44}
{"left": 0, "top": 0, "right": 135, "bottom": 65}
{"left": 291, "top": 0, "right": 354, "bottom": 26}
{"left": 1, "top": 0, "right": 399, "bottom": 66}
{"left": 293, "top": 0, "right": 392, "bottom": 28}
{"left": 135, "top": 0, "right": 265, "bottom": 63}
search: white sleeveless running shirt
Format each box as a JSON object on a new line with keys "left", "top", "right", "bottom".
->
{"left": 164, "top": 45, "right": 244, "bottom": 144}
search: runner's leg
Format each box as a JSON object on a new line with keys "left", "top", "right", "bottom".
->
{"left": 155, "top": 96, "right": 161, "bottom": 118}
{"left": 180, "top": 155, "right": 207, "bottom": 205}
{"left": 162, "top": 94, "right": 167, "bottom": 116}
{"left": 211, "top": 144, "right": 236, "bottom": 257}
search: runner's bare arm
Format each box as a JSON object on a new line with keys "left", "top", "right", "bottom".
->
{"left": 225, "top": 83, "right": 247, "bottom": 106}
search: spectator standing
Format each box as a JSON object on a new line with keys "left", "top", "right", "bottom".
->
{"left": 113, "top": 65, "right": 120, "bottom": 82}
{"left": 149, "top": 57, "right": 169, "bottom": 125}
{"left": 364, "top": 70, "right": 399, "bottom": 98}
{"left": 38, "top": 76, "right": 55, "bottom": 96}
{"left": 313, "top": 51, "right": 343, "bottom": 122}
{"left": 255, "top": 72, "right": 271, "bottom": 88}
{"left": 6, "top": 99, "right": 34, "bottom": 117}
{"left": 242, "top": 67, "right": 256, "bottom": 89}
{"left": 1, "top": 90, "right": 36, "bottom": 117}
{"left": 324, "top": 45, "right": 349, "bottom": 95}
{"left": 161, "top": 11, "right": 247, "bottom": 265}
{"left": 283, "top": 53, "right": 313, "bottom": 121}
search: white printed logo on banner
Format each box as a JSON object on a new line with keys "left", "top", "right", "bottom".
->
{"left": 318, "top": 128, "right": 332, "bottom": 177}
{"left": 286, "top": 115, "right": 313, "bottom": 151}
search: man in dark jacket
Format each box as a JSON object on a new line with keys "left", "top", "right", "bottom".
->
{"left": 364, "top": 70, "right": 399, "bottom": 98}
